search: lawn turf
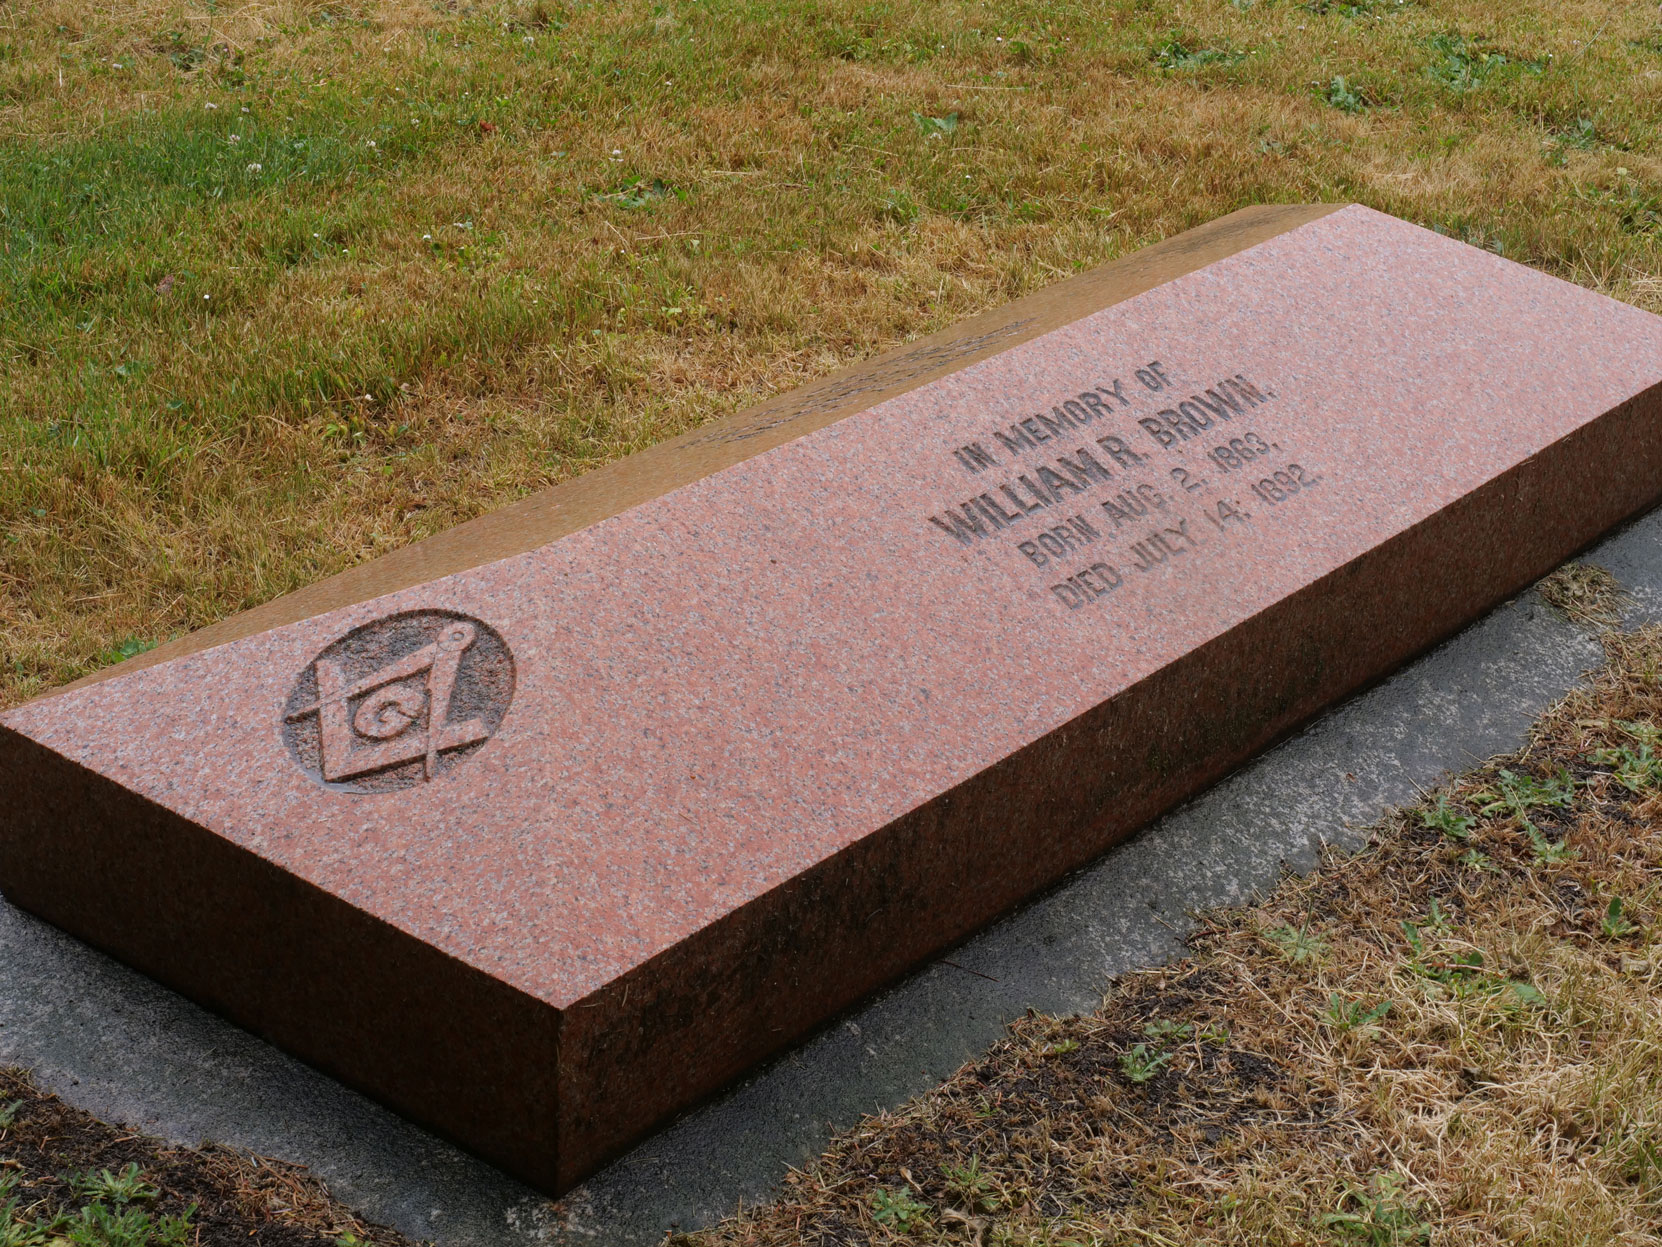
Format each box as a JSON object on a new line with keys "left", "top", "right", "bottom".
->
{"left": 2, "top": 0, "right": 1660, "bottom": 703}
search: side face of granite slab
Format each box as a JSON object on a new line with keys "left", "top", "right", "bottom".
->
{"left": 4, "top": 205, "right": 1662, "bottom": 1194}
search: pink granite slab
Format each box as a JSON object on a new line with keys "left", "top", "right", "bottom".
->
{"left": 5, "top": 204, "right": 1662, "bottom": 1192}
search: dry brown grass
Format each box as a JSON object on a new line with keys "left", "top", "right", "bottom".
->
{"left": 1538, "top": 561, "right": 1627, "bottom": 629}
{"left": 2, "top": 0, "right": 1660, "bottom": 705}
{"left": 681, "top": 620, "right": 1662, "bottom": 1246}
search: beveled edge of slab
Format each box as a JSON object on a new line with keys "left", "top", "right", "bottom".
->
{"left": 46, "top": 202, "right": 1346, "bottom": 699}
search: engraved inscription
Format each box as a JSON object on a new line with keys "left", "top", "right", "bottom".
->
{"left": 282, "top": 611, "right": 515, "bottom": 793}
{"left": 920, "top": 358, "right": 1322, "bottom": 612}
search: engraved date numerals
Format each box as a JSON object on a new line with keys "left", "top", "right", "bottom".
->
{"left": 1207, "top": 432, "right": 1277, "bottom": 473}
{"left": 1248, "top": 464, "right": 1320, "bottom": 506}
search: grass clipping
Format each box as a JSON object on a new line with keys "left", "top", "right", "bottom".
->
{"left": 686, "top": 623, "right": 1662, "bottom": 1247}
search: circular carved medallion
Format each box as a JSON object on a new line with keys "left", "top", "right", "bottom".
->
{"left": 281, "top": 611, "right": 515, "bottom": 793}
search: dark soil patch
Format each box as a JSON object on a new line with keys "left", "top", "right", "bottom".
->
{"left": 0, "top": 1067, "right": 414, "bottom": 1246}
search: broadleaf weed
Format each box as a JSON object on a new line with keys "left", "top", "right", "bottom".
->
{"left": 1118, "top": 1042, "right": 1173, "bottom": 1084}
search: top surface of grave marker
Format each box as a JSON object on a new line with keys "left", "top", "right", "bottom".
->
{"left": 5, "top": 203, "right": 1662, "bottom": 1193}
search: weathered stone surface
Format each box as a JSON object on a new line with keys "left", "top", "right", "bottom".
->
{"left": 4, "top": 204, "right": 1661, "bottom": 1194}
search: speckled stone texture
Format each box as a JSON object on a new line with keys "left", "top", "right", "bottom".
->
{"left": 4, "top": 204, "right": 1662, "bottom": 1195}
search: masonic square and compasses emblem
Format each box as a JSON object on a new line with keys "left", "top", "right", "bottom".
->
{"left": 281, "top": 610, "right": 515, "bottom": 793}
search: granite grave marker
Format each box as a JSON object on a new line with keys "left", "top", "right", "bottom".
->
{"left": 5, "top": 204, "right": 1662, "bottom": 1193}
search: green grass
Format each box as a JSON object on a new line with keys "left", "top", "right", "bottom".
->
{"left": 2, "top": 0, "right": 1660, "bottom": 705}
{"left": 1, "top": 1161, "right": 192, "bottom": 1247}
